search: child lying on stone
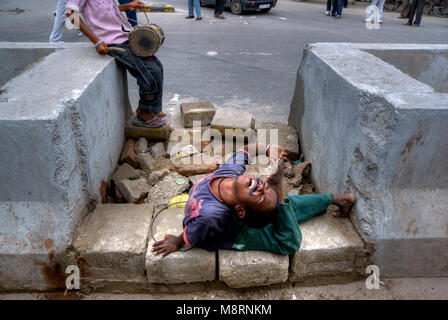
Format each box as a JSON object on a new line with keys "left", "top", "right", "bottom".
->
{"left": 66, "top": 0, "right": 166, "bottom": 128}
{"left": 151, "top": 144, "right": 356, "bottom": 257}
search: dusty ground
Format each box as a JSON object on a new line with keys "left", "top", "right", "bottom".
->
{"left": 1, "top": 277, "right": 448, "bottom": 300}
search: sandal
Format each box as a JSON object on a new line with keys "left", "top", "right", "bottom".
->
{"left": 133, "top": 116, "right": 167, "bottom": 128}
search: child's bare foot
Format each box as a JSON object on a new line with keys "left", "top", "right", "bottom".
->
{"left": 331, "top": 193, "right": 356, "bottom": 218}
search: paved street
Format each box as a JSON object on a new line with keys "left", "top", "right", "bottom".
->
{"left": 0, "top": 0, "right": 447, "bottom": 122}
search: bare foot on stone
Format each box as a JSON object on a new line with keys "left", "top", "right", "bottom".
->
{"left": 331, "top": 193, "right": 356, "bottom": 218}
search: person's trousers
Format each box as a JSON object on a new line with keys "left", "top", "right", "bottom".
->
{"left": 188, "top": 0, "right": 202, "bottom": 18}
{"left": 118, "top": 0, "right": 138, "bottom": 27}
{"left": 107, "top": 42, "right": 164, "bottom": 114}
{"left": 326, "top": 0, "right": 332, "bottom": 11}
{"left": 49, "top": 0, "right": 68, "bottom": 42}
{"left": 232, "top": 194, "right": 334, "bottom": 255}
{"left": 215, "top": 0, "right": 226, "bottom": 15}
{"left": 408, "top": 0, "right": 425, "bottom": 25}
{"left": 365, "top": 0, "right": 385, "bottom": 22}
{"left": 331, "top": 0, "right": 344, "bottom": 16}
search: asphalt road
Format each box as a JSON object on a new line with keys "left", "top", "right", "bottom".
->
{"left": 0, "top": 0, "right": 447, "bottom": 122}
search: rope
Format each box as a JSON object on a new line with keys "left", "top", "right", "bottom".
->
{"left": 150, "top": 200, "right": 190, "bottom": 252}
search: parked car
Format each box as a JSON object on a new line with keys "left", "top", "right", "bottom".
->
{"left": 200, "top": 0, "right": 278, "bottom": 15}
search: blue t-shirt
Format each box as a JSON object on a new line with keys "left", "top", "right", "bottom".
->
{"left": 183, "top": 150, "right": 252, "bottom": 251}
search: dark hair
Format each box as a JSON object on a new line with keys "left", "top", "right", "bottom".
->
{"left": 242, "top": 200, "right": 280, "bottom": 229}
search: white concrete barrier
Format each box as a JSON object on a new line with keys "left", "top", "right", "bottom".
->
{"left": 0, "top": 43, "right": 132, "bottom": 291}
{"left": 289, "top": 43, "right": 448, "bottom": 277}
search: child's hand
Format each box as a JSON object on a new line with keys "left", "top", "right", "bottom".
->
{"left": 267, "top": 144, "right": 289, "bottom": 163}
{"left": 152, "top": 234, "right": 182, "bottom": 258}
{"left": 96, "top": 41, "right": 108, "bottom": 56}
{"left": 128, "top": 1, "right": 145, "bottom": 11}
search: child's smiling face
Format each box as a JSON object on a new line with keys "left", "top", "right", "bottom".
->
{"left": 233, "top": 175, "right": 279, "bottom": 217}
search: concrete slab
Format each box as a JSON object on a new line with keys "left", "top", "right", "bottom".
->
{"left": 73, "top": 204, "right": 153, "bottom": 281}
{"left": 211, "top": 108, "right": 256, "bottom": 140}
{"left": 219, "top": 250, "right": 289, "bottom": 289}
{"left": 289, "top": 43, "right": 448, "bottom": 276}
{"left": 180, "top": 101, "right": 216, "bottom": 128}
{"left": 290, "top": 213, "right": 367, "bottom": 284}
{"left": 125, "top": 113, "right": 171, "bottom": 141}
{"left": 146, "top": 208, "right": 216, "bottom": 284}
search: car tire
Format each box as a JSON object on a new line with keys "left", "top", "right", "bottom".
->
{"left": 230, "top": 0, "right": 244, "bottom": 15}
{"left": 260, "top": 8, "right": 271, "bottom": 13}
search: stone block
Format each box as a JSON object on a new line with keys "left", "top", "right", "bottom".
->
{"left": 118, "top": 177, "right": 151, "bottom": 203}
{"left": 146, "top": 208, "right": 216, "bottom": 284}
{"left": 257, "top": 121, "right": 299, "bottom": 160}
{"left": 150, "top": 142, "right": 166, "bottom": 157}
{"left": 136, "top": 152, "right": 153, "bottom": 171}
{"left": 111, "top": 163, "right": 139, "bottom": 186}
{"left": 219, "top": 250, "right": 289, "bottom": 288}
{"left": 289, "top": 213, "right": 366, "bottom": 283}
{"left": 181, "top": 101, "right": 216, "bottom": 128}
{"left": 120, "top": 139, "right": 138, "bottom": 168}
{"left": 135, "top": 137, "right": 148, "bottom": 154}
{"left": 178, "top": 155, "right": 218, "bottom": 177}
{"left": 147, "top": 169, "right": 169, "bottom": 186}
{"left": 125, "top": 113, "right": 170, "bottom": 141}
{"left": 211, "top": 108, "right": 255, "bottom": 139}
{"left": 147, "top": 172, "right": 190, "bottom": 208}
{"left": 73, "top": 203, "right": 153, "bottom": 280}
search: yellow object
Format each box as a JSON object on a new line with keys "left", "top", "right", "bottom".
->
{"left": 168, "top": 194, "right": 189, "bottom": 208}
{"left": 143, "top": 4, "right": 175, "bottom": 12}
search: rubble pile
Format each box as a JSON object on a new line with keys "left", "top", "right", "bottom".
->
{"left": 100, "top": 102, "right": 309, "bottom": 208}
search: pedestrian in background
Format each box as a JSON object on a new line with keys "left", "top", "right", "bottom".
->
{"left": 49, "top": 0, "right": 82, "bottom": 42}
{"left": 364, "top": 0, "right": 385, "bottom": 24}
{"left": 118, "top": 0, "right": 139, "bottom": 26}
{"left": 331, "top": 0, "right": 344, "bottom": 18}
{"left": 406, "top": 0, "right": 425, "bottom": 26}
{"left": 186, "top": 0, "right": 202, "bottom": 20}
{"left": 215, "top": 0, "right": 226, "bottom": 19}
{"left": 324, "top": 0, "right": 332, "bottom": 16}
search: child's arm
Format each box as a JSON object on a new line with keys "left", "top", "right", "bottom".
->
{"left": 66, "top": 10, "right": 108, "bottom": 55}
{"left": 118, "top": 1, "right": 145, "bottom": 12}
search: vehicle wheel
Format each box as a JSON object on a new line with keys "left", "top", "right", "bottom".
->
{"left": 260, "top": 8, "right": 271, "bottom": 13}
{"left": 230, "top": 0, "right": 244, "bottom": 15}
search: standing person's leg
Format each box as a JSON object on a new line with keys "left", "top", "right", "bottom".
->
{"left": 325, "top": 0, "right": 332, "bottom": 15}
{"left": 194, "top": 0, "right": 202, "bottom": 19}
{"left": 408, "top": 0, "right": 418, "bottom": 24}
{"left": 377, "top": 0, "right": 385, "bottom": 22}
{"left": 187, "top": 0, "right": 195, "bottom": 18}
{"left": 215, "top": 0, "right": 225, "bottom": 18}
{"left": 331, "top": 0, "right": 338, "bottom": 15}
{"left": 49, "top": 0, "right": 68, "bottom": 42}
{"left": 365, "top": 0, "right": 379, "bottom": 21}
{"left": 414, "top": 0, "right": 425, "bottom": 25}
{"left": 336, "top": 0, "right": 344, "bottom": 16}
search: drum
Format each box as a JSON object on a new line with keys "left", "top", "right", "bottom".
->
{"left": 128, "top": 23, "right": 165, "bottom": 57}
